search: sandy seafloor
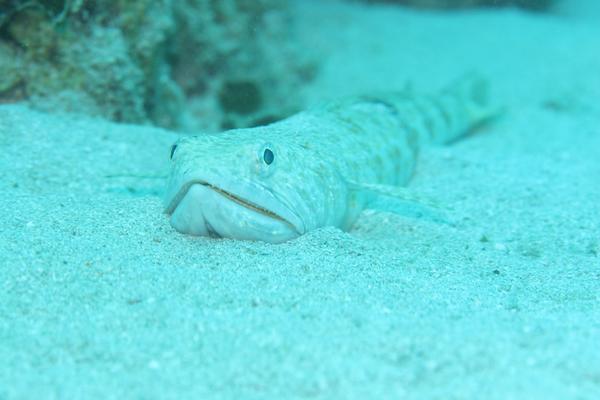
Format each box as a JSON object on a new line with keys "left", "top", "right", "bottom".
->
{"left": 1, "top": 1, "right": 600, "bottom": 399}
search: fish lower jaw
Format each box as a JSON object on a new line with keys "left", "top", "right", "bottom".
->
{"left": 167, "top": 183, "right": 300, "bottom": 243}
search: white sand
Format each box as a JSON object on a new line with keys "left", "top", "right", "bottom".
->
{"left": 1, "top": 1, "right": 599, "bottom": 398}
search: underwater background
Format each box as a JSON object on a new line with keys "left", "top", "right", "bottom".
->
{"left": 1, "top": 0, "right": 599, "bottom": 398}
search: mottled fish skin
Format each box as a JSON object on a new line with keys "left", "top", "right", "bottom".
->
{"left": 164, "top": 75, "right": 496, "bottom": 243}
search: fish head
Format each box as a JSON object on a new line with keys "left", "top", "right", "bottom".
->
{"left": 163, "top": 124, "right": 347, "bottom": 243}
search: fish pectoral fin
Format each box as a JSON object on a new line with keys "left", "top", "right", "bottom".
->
{"left": 348, "top": 181, "right": 439, "bottom": 207}
{"left": 348, "top": 181, "right": 451, "bottom": 224}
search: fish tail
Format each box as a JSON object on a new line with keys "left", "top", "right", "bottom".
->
{"left": 431, "top": 73, "right": 500, "bottom": 144}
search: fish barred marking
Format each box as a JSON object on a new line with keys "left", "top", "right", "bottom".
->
{"left": 164, "top": 74, "right": 495, "bottom": 242}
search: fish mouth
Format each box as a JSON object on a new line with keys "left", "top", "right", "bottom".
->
{"left": 165, "top": 179, "right": 303, "bottom": 234}
{"left": 202, "top": 182, "right": 289, "bottom": 223}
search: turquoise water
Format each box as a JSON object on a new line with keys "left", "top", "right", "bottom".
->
{"left": 1, "top": 1, "right": 600, "bottom": 398}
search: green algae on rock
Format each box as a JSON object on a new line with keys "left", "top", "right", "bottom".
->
{"left": 0, "top": 0, "right": 314, "bottom": 132}
{"left": 361, "top": 0, "right": 556, "bottom": 11}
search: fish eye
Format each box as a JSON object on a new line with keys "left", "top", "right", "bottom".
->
{"left": 263, "top": 148, "right": 274, "bottom": 165}
{"left": 170, "top": 144, "right": 177, "bottom": 159}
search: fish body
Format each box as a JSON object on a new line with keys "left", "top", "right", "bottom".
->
{"left": 164, "top": 75, "right": 496, "bottom": 243}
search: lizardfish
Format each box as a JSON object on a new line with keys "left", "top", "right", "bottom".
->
{"left": 164, "top": 75, "right": 496, "bottom": 243}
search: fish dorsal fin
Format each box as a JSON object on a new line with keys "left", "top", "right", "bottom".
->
{"left": 347, "top": 181, "right": 450, "bottom": 224}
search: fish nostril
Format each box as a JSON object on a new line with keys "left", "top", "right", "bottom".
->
{"left": 170, "top": 144, "right": 178, "bottom": 159}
